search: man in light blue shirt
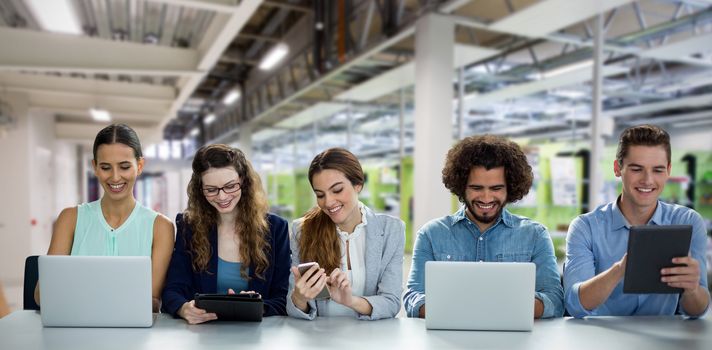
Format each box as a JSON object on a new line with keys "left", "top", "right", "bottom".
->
{"left": 404, "top": 135, "right": 564, "bottom": 319}
{"left": 564, "top": 124, "right": 710, "bottom": 318}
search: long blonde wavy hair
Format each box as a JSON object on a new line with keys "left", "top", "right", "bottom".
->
{"left": 184, "top": 144, "right": 270, "bottom": 280}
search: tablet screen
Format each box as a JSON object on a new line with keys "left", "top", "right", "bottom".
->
{"left": 623, "top": 225, "right": 692, "bottom": 294}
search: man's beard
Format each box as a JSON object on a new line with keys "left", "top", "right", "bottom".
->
{"left": 465, "top": 200, "right": 504, "bottom": 225}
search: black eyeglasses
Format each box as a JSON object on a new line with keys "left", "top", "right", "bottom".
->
{"left": 202, "top": 181, "right": 241, "bottom": 197}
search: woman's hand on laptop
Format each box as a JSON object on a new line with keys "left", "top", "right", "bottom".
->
{"left": 178, "top": 300, "right": 218, "bottom": 324}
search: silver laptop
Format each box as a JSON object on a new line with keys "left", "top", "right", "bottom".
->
{"left": 38, "top": 255, "right": 153, "bottom": 327}
{"left": 425, "top": 261, "right": 535, "bottom": 331}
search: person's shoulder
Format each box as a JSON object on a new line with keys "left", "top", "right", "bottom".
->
{"left": 368, "top": 209, "right": 404, "bottom": 227}
{"left": 152, "top": 213, "right": 174, "bottom": 233}
{"left": 266, "top": 212, "right": 289, "bottom": 231}
{"left": 58, "top": 205, "right": 79, "bottom": 218}
{"left": 507, "top": 212, "right": 548, "bottom": 233}
{"left": 660, "top": 201, "right": 704, "bottom": 224}
{"left": 56, "top": 206, "right": 79, "bottom": 227}
{"left": 418, "top": 214, "right": 455, "bottom": 234}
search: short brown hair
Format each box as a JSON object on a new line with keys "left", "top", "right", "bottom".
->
{"left": 442, "top": 135, "right": 533, "bottom": 204}
{"left": 616, "top": 124, "right": 671, "bottom": 166}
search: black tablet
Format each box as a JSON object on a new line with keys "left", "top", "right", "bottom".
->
{"left": 623, "top": 225, "right": 692, "bottom": 294}
{"left": 194, "top": 293, "right": 263, "bottom": 322}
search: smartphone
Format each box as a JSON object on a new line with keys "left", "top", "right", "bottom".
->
{"left": 297, "top": 262, "right": 319, "bottom": 275}
{"left": 295, "top": 262, "right": 330, "bottom": 300}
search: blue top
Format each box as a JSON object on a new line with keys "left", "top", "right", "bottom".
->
{"left": 217, "top": 258, "right": 249, "bottom": 293}
{"left": 71, "top": 200, "right": 157, "bottom": 256}
{"left": 564, "top": 198, "right": 709, "bottom": 318}
{"left": 404, "top": 206, "right": 564, "bottom": 318}
{"left": 161, "top": 213, "right": 291, "bottom": 317}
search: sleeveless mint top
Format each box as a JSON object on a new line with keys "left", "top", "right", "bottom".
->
{"left": 70, "top": 200, "right": 158, "bottom": 256}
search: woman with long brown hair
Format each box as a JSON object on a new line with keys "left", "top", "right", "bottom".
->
{"left": 161, "top": 144, "right": 290, "bottom": 324}
{"left": 287, "top": 147, "right": 405, "bottom": 320}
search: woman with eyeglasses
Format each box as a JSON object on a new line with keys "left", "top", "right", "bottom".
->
{"left": 36, "top": 123, "right": 175, "bottom": 312}
{"left": 161, "top": 144, "right": 290, "bottom": 324}
{"left": 287, "top": 147, "right": 405, "bottom": 320}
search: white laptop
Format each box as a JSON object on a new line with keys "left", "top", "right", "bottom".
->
{"left": 38, "top": 255, "right": 153, "bottom": 327}
{"left": 425, "top": 261, "right": 535, "bottom": 331}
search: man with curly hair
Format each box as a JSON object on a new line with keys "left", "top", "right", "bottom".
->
{"left": 564, "top": 124, "right": 709, "bottom": 318}
{"left": 403, "top": 135, "right": 564, "bottom": 319}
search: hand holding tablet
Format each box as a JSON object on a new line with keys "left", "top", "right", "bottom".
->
{"left": 623, "top": 225, "right": 692, "bottom": 294}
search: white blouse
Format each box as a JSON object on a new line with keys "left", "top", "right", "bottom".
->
{"left": 321, "top": 202, "right": 368, "bottom": 317}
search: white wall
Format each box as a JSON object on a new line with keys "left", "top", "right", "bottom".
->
{"left": 0, "top": 92, "right": 33, "bottom": 310}
{"left": 28, "top": 110, "right": 56, "bottom": 255}
{"left": 53, "top": 141, "right": 80, "bottom": 214}
{"left": 0, "top": 93, "right": 79, "bottom": 311}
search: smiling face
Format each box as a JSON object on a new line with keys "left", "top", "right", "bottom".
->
{"left": 201, "top": 167, "right": 242, "bottom": 215}
{"left": 311, "top": 168, "right": 363, "bottom": 232}
{"left": 464, "top": 166, "right": 507, "bottom": 232}
{"left": 93, "top": 143, "right": 143, "bottom": 201}
{"left": 614, "top": 145, "right": 670, "bottom": 216}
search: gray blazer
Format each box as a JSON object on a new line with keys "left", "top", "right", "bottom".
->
{"left": 286, "top": 205, "right": 405, "bottom": 320}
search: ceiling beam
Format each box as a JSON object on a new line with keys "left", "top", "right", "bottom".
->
{"left": 28, "top": 94, "right": 171, "bottom": 117}
{"left": 604, "top": 93, "right": 712, "bottom": 118}
{"left": 56, "top": 121, "right": 155, "bottom": 141}
{"left": 262, "top": 1, "right": 312, "bottom": 13}
{"left": 39, "top": 107, "right": 165, "bottom": 123}
{"left": 0, "top": 72, "right": 175, "bottom": 101}
{"left": 464, "top": 65, "right": 630, "bottom": 107}
{"left": 0, "top": 27, "right": 200, "bottom": 76}
{"left": 489, "top": 0, "right": 635, "bottom": 38}
{"left": 145, "top": 0, "right": 241, "bottom": 13}
{"left": 159, "top": 0, "right": 264, "bottom": 137}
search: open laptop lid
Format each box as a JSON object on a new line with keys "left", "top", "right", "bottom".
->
{"left": 38, "top": 255, "right": 152, "bottom": 327}
{"left": 425, "top": 261, "right": 535, "bottom": 331}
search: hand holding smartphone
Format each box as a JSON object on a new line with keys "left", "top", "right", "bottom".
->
{"left": 296, "top": 262, "right": 331, "bottom": 300}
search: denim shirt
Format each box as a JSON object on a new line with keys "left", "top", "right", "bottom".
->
{"left": 564, "top": 199, "right": 709, "bottom": 318}
{"left": 404, "top": 206, "right": 564, "bottom": 318}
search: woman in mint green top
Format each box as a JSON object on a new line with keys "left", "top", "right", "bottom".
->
{"left": 37, "top": 124, "right": 175, "bottom": 312}
{"left": 71, "top": 199, "right": 158, "bottom": 256}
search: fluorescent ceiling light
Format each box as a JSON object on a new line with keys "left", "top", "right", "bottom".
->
{"left": 222, "top": 89, "right": 241, "bottom": 105}
{"left": 89, "top": 108, "right": 111, "bottom": 122}
{"left": 259, "top": 43, "right": 289, "bottom": 70}
{"left": 204, "top": 113, "right": 216, "bottom": 125}
{"left": 26, "top": 0, "right": 82, "bottom": 35}
{"left": 190, "top": 128, "right": 200, "bottom": 137}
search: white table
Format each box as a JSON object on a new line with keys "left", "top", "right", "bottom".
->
{"left": 1, "top": 311, "right": 710, "bottom": 350}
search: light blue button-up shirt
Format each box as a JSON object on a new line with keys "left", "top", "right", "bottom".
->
{"left": 564, "top": 198, "right": 709, "bottom": 318}
{"left": 404, "top": 206, "right": 564, "bottom": 318}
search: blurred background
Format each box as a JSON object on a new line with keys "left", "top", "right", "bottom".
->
{"left": 1, "top": 0, "right": 711, "bottom": 313}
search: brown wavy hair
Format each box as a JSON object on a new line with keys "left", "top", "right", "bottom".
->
{"left": 300, "top": 148, "right": 365, "bottom": 273}
{"left": 184, "top": 144, "right": 270, "bottom": 280}
{"left": 442, "top": 135, "right": 533, "bottom": 204}
{"left": 616, "top": 124, "right": 671, "bottom": 166}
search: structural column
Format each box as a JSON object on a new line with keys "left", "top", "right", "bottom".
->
{"left": 590, "top": 14, "right": 605, "bottom": 209}
{"left": 413, "top": 14, "right": 454, "bottom": 234}
{"left": 238, "top": 122, "right": 253, "bottom": 158}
